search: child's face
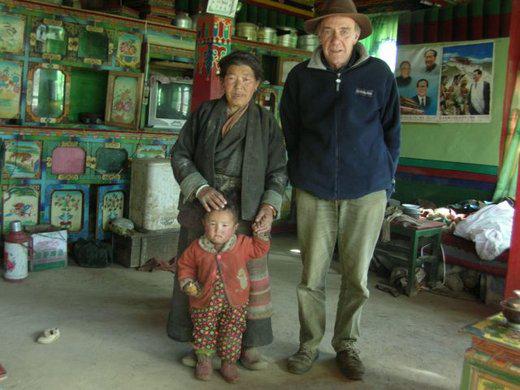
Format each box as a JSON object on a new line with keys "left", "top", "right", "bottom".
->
{"left": 203, "top": 210, "right": 238, "bottom": 246}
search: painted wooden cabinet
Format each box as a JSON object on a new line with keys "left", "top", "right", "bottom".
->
{"left": 0, "top": 1, "right": 183, "bottom": 240}
{"left": 460, "top": 314, "right": 520, "bottom": 390}
{"left": 0, "top": 0, "right": 308, "bottom": 240}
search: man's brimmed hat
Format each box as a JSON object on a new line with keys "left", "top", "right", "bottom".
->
{"left": 304, "top": 0, "right": 372, "bottom": 39}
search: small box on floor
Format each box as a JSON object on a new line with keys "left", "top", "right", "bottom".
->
{"left": 26, "top": 225, "right": 68, "bottom": 271}
{"left": 112, "top": 229, "right": 179, "bottom": 268}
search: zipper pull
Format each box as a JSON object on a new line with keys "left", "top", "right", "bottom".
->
{"left": 335, "top": 73, "right": 341, "bottom": 92}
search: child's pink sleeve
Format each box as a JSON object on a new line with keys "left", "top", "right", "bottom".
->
{"left": 177, "top": 243, "right": 198, "bottom": 283}
{"left": 246, "top": 234, "right": 270, "bottom": 259}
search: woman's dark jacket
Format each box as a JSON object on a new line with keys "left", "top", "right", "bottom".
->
{"left": 171, "top": 97, "right": 288, "bottom": 223}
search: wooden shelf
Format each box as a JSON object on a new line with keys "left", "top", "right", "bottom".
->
{"left": 246, "top": 0, "right": 314, "bottom": 18}
{"left": 232, "top": 36, "right": 312, "bottom": 58}
{"left": 7, "top": 0, "right": 196, "bottom": 38}
{"left": 150, "top": 60, "right": 194, "bottom": 70}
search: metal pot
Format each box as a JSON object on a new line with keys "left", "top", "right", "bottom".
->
{"left": 297, "top": 34, "right": 319, "bottom": 52}
{"left": 501, "top": 290, "right": 520, "bottom": 329}
{"left": 236, "top": 23, "right": 258, "bottom": 41}
{"left": 174, "top": 12, "right": 192, "bottom": 29}
{"left": 277, "top": 27, "right": 297, "bottom": 48}
{"left": 257, "top": 27, "right": 277, "bottom": 44}
{"left": 190, "top": 12, "right": 201, "bottom": 29}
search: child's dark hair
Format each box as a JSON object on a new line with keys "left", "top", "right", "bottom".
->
{"left": 204, "top": 203, "right": 239, "bottom": 223}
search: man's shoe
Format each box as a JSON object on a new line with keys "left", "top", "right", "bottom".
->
{"left": 240, "top": 347, "right": 268, "bottom": 370}
{"left": 195, "top": 355, "right": 213, "bottom": 381}
{"left": 336, "top": 344, "right": 365, "bottom": 380}
{"left": 287, "top": 347, "right": 319, "bottom": 374}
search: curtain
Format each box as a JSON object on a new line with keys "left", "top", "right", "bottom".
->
{"left": 493, "top": 70, "right": 520, "bottom": 201}
{"left": 360, "top": 13, "right": 399, "bottom": 70}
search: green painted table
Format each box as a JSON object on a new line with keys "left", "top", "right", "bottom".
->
{"left": 377, "top": 220, "right": 444, "bottom": 296}
{"left": 460, "top": 314, "right": 520, "bottom": 389}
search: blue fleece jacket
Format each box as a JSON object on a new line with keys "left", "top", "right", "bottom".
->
{"left": 280, "top": 43, "right": 401, "bottom": 200}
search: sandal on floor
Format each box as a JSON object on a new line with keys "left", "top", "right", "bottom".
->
{"left": 37, "top": 328, "right": 60, "bottom": 344}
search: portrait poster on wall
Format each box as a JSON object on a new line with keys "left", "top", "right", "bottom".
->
{"left": 395, "top": 40, "right": 494, "bottom": 123}
{"left": 395, "top": 45, "right": 442, "bottom": 122}
{"left": 439, "top": 42, "right": 494, "bottom": 123}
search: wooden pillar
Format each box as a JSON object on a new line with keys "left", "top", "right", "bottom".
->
{"left": 504, "top": 0, "right": 520, "bottom": 299}
{"left": 506, "top": 166, "right": 520, "bottom": 298}
{"left": 190, "top": 13, "right": 233, "bottom": 112}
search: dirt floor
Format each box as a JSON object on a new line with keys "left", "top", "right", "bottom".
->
{"left": 0, "top": 233, "right": 495, "bottom": 389}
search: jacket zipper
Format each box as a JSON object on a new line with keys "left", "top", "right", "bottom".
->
{"left": 335, "top": 72, "right": 341, "bottom": 198}
{"left": 214, "top": 254, "right": 231, "bottom": 303}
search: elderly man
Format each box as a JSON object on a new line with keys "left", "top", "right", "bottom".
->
{"left": 424, "top": 49, "right": 438, "bottom": 72}
{"left": 411, "top": 79, "right": 432, "bottom": 112}
{"left": 280, "top": 0, "right": 400, "bottom": 381}
{"left": 468, "top": 69, "right": 490, "bottom": 115}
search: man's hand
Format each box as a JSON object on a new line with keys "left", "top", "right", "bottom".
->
{"left": 196, "top": 186, "right": 227, "bottom": 212}
{"left": 252, "top": 204, "right": 275, "bottom": 234}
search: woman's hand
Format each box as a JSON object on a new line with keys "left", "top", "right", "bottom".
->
{"left": 252, "top": 204, "right": 275, "bottom": 234}
{"left": 196, "top": 186, "right": 227, "bottom": 212}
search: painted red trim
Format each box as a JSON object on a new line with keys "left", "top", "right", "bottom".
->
{"left": 505, "top": 161, "right": 520, "bottom": 298}
{"left": 498, "top": 0, "right": 520, "bottom": 166}
{"left": 503, "top": 0, "right": 520, "bottom": 300}
{"left": 397, "top": 166, "right": 497, "bottom": 183}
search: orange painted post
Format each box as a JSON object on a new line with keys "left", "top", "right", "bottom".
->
{"left": 190, "top": 13, "right": 233, "bottom": 112}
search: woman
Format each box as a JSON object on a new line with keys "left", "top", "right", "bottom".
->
{"left": 167, "top": 51, "right": 288, "bottom": 370}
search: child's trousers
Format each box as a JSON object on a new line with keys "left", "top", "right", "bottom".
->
{"left": 190, "top": 277, "right": 246, "bottom": 362}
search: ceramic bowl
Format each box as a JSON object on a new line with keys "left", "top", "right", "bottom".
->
{"left": 402, "top": 203, "right": 420, "bottom": 210}
{"left": 501, "top": 295, "right": 520, "bottom": 327}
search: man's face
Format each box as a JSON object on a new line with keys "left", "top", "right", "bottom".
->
{"left": 424, "top": 51, "right": 436, "bottom": 68}
{"left": 318, "top": 15, "right": 360, "bottom": 71}
{"left": 400, "top": 63, "right": 411, "bottom": 78}
{"left": 417, "top": 81, "right": 428, "bottom": 97}
{"left": 473, "top": 71, "right": 482, "bottom": 82}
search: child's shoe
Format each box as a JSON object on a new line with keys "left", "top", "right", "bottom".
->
{"left": 195, "top": 355, "right": 213, "bottom": 381}
{"left": 220, "top": 360, "right": 239, "bottom": 383}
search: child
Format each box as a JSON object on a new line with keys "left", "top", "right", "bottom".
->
{"left": 176, "top": 204, "right": 270, "bottom": 383}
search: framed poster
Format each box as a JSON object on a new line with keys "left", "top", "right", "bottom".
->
{"left": 105, "top": 71, "right": 144, "bottom": 129}
{"left": 395, "top": 40, "right": 495, "bottom": 123}
{"left": 439, "top": 42, "right": 494, "bottom": 123}
{"left": 0, "top": 14, "right": 25, "bottom": 54}
{"left": 277, "top": 58, "right": 300, "bottom": 85}
{"left": 395, "top": 45, "right": 442, "bottom": 122}
{"left": 0, "top": 61, "right": 23, "bottom": 120}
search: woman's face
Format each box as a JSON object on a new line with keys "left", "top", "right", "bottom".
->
{"left": 222, "top": 64, "right": 260, "bottom": 109}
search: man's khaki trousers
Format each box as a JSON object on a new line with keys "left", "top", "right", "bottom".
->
{"left": 295, "top": 188, "right": 386, "bottom": 353}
